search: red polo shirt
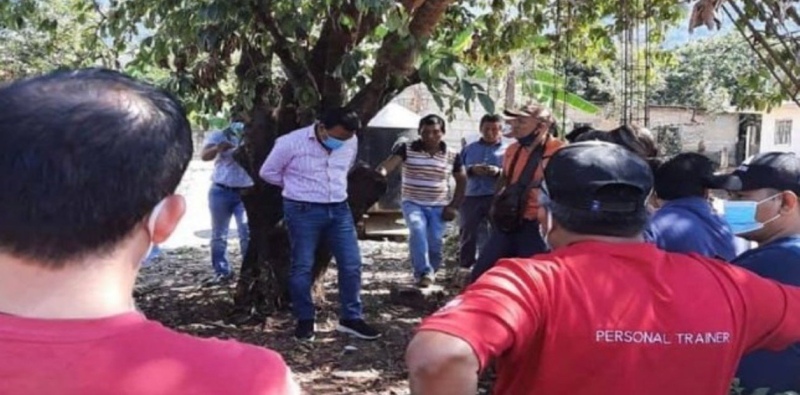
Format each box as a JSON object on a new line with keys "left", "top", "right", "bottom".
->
{"left": 419, "top": 241, "right": 800, "bottom": 394}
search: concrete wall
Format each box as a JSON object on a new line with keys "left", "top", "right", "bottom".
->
{"left": 759, "top": 102, "right": 800, "bottom": 154}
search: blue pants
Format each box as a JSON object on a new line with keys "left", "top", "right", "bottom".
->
{"left": 209, "top": 184, "right": 249, "bottom": 276}
{"left": 470, "top": 219, "right": 547, "bottom": 282}
{"left": 283, "top": 199, "right": 363, "bottom": 321}
{"left": 402, "top": 201, "right": 446, "bottom": 279}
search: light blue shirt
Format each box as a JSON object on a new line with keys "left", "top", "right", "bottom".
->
{"left": 460, "top": 139, "right": 505, "bottom": 197}
{"left": 204, "top": 129, "right": 254, "bottom": 188}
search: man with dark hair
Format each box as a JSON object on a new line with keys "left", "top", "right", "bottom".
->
{"left": 456, "top": 114, "right": 505, "bottom": 269}
{"left": 470, "top": 104, "right": 564, "bottom": 282}
{"left": 0, "top": 69, "right": 297, "bottom": 394}
{"left": 377, "top": 114, "right": 466, "bottom": 287}
{"left": 200, "top": 111, "right": 253, "bottom": 284}
{"left": 260, "top": 107, "right": 380, "bottom": 341}
{"left": 722, "top": 152, "right": 800, "bottom": 394}
{"left": 645, "top": 152, "right": 737, "bottom": 260}
{"left": 406, "top": 141, "right": 800, "bottom": 395}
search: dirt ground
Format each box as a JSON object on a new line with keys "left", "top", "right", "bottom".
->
{"left": 134, "top": 238, "right": 485, "bottom": 395}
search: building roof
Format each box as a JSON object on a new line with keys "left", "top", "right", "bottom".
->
{"left": 367, "top": 103, "right": 421, "bottom": 129}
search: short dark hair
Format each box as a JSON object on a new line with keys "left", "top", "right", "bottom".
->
{"left": 419, "top": 114, "right": 446, "bottom": 134}
{"left": 566, "top": 125, "right": 595, "bottom": 143}
{"left": 0, "top": 68, "right": 193, "bottom": 266}
{"left": 547, "top": 185, "right": 649, "bottom": 237}
{"left": 479, "top": 114, "right": 502, "bottom": 127}
{"left": 574, "top": 125, "right": 659, "bottom": 159}
{"left": 320, "top": 107, "right": 361, "bottom": 132}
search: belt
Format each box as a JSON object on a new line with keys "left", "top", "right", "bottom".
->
{"left": 284, "top": 198, "right": 347, "bottom": 206}
{"left": 214, "top": 183, "right": 246, "bottom": 191}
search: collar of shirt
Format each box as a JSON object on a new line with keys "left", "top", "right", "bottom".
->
{"left": 478, "top": 138, "right": 502, "bottom": 147}
{"left": 410, "top": 139, "right": 447, "bottom": 153}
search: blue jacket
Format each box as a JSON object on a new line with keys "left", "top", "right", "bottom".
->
{"left": 734, "top": 236, "right": 800, "bottom": 394}
{"left": 645, "top": 197, "right": 737, "bottom": 261}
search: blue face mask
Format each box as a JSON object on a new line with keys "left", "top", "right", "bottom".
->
{"left": 322, "top": 136, "right": 345, "bottom": 151}
{"left": 722, "top": 194, "right": 781, "bottom": 235}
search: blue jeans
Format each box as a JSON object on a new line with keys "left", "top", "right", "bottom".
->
{"left": 283, "top": 199, "right": 363, "bottom": 321}
{"left": 401, "top": 201, "right": 446, "bottom": 279}
{"left": 209, "top": 184, "right": 249, "bottom": 276}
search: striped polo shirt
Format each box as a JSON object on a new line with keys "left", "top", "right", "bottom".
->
{"left": 393, "top": 140, "right": 462, "bottom": 206}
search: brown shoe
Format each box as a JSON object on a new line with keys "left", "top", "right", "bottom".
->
{"left": 416, "top": 273, "right": 435, "bottom": 288}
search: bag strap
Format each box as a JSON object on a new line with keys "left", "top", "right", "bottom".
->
{"left": 515, "top": 137, "right": 548, "bottom": 190}
{"left": 505, "top": 144, "right": 526, "bottom": 176}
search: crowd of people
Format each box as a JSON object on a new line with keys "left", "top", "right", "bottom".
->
{"left": 1, "top": 68, "right": 799, "bottom": 394}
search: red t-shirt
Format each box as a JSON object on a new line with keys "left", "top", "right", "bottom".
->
{"left": 0, "top": 312, "right": 294, "bottom": 395}
{"left": 419, "top": 241, "right": 800, "bottom": 394}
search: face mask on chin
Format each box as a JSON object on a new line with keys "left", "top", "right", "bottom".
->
{"left": 537, "top": 208, "right": 554, "bottom": 250}
{"left": 517, "top": 131, "right": 538, "bottom": 146}
{"left": 322, "top": 136, "right": 345, "bottom": 150}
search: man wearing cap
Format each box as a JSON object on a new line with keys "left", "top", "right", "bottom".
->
{"left": 470, "top": 104, "right": 564, "bottom": 282}
{"left": 645, "top": 152, "right": 737, "bottom": 260}
{"left": 722, "top": 152, "right": 800, "bottom": 394}
{"left": 406, "top": 141, "right": 800, "bottom": 395}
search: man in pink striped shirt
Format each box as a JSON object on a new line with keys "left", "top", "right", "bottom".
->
{"left": 260, "top": 108, "right": 381, "bottom": 342}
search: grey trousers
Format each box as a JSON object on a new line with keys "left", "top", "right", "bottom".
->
{"left": 458, "top": 195, "right": 493, "bottom": 268}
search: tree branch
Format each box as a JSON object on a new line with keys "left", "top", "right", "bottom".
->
{"left": 253, "top": 0, "right": 319, "bottom": 98}
{"left": 347, "top": 0, "right": 454, "bottom": 121}
{"left": 308, "top": 1, "right": 383, "bottom": 108}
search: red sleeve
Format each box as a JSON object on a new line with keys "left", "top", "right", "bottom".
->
{"left": 732, "top": 267, "right": 800, "bottom": 353}
{"left": 417, "top": 258, "right": 548, "bottom": 370}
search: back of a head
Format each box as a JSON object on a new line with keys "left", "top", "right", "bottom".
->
{"left": 0, "top": 68, "right": 193, "bottom": 267}
{"left": 542, "top": 141, "right": 654, "bottom": 238}
{"left": 653, "top": 153, "right": 721, "bottom": 201}
{"left": 576, "top": 125, "right": 658, "bottom": 159}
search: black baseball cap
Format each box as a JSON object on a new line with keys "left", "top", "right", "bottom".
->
{"left": 543, "top": 141, "right": 653, "bottom": 213}
{"left": 654, "top": 153, "right": 738, "bottom": 200}
{"left": 727, "top": 152, "right": 800, "bottom": 195}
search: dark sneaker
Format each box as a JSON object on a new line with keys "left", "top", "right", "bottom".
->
{"left": 203, "top": 272, "right": 234, "bottom": 286}
{"left": 336, "top": 319, "right": 381, "bottom": 340}
{"left": 294, "top": 319, "right": 315, "bottom": 341}
{"left": 416, "top": 273, "right": 435, "bottom": 288}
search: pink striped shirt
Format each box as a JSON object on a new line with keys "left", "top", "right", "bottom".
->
{"left": 259, "top": 124, "right": 357, "bottom": 203}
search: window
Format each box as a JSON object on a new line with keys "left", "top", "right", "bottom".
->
{"left": 775, "top": 120, "right": 792, "bottom": 145}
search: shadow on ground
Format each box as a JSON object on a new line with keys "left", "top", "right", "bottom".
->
{"left": 134, "top": 240, "right": 477, "bottom": 394}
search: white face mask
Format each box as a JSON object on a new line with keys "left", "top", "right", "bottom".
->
{"left": 139, "top": 199, "right": 166, "bottom": 268}
{"left": 538, "top": 209, "right": 553, "bottom": 250}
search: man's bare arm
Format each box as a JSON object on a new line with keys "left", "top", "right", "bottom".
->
{"left": 376, "top": 155, "right": 403, "bottom": 177}
{"left": 406, "top": 331, "right": 480, "bottom": 395}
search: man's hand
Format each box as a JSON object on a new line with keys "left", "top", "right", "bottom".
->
{"left": 484, "top": 165, "right": 501, "bottom": 177}
{"left": 217, "top": 141, "right": 235, "bottom": 151}
{"left": 470, "top": 165, "right": 488, "bottom": 176}
{"left": 442, "top": 205, "right": 458, "bottom": 222}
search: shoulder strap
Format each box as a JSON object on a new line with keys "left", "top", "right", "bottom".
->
{"left": 516, "top": 139, "right": 547, "bottom": 191}
{"left": 506, "top": 145, "right": 526, "bottom": 176}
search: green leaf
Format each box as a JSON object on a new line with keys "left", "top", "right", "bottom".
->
{"left": 452, "top": 30, "right": 472, "bottom": 53}
{"left": 477, "top": 92, "right": 495, "bottom": 114}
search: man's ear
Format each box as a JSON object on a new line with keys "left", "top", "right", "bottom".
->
{"left": 780, "top": 190, "right": 799, "bottom": 214}
{"left": 151, "top": 195, "right": 185, "bottom": 244}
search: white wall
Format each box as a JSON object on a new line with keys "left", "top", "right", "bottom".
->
{"left": 759, "top": 102, "right": 800, "bottom": 154}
